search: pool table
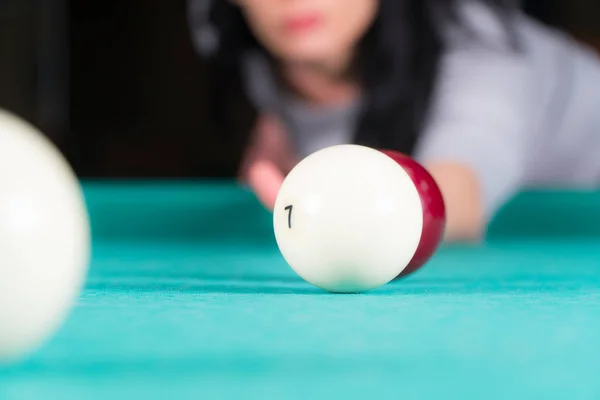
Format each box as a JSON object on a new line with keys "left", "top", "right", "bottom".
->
{"left": 1, "top": 181, "right": 600, "bottom": 399}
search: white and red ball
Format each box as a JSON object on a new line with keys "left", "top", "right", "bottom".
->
{"left": 273, "top": 144, "right": 445, "bottom": 293}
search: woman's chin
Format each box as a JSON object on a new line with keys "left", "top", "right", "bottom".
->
{"left": 276, "top": 44, "right": 342, "bottom": 67}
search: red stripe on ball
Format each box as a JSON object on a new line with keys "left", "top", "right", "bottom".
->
{"left": 380, "top": 150, "right": 446, "bottom": 278}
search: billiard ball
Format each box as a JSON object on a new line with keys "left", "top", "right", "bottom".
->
{"left": 380, "top": 150, "right": 446, "bottom": 278}
{"left": 0, "top": 109, "right": 90, "bottom": 363}
{"left": 273, "top": 144, "right": 442, "bottom": 293}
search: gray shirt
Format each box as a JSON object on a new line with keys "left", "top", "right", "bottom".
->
{"left": 241, "top": 1, "right": 600, "bottom": 220}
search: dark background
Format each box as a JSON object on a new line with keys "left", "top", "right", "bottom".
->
{"left": 1, "top": 0, "right": 598, "bottom": 178}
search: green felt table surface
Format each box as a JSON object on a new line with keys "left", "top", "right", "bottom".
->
{"left": 1, "top": 181, "right": 600, "bottom": 400}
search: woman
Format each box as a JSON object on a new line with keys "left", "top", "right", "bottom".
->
{"left": 188, "top": 0, "right": 600, "bottom": 241}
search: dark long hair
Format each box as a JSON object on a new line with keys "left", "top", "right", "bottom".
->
{"left": 189, "top": 0, "right": 516, "bottom": 160}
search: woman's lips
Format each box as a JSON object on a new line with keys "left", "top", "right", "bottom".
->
{"left": 283, "top": 13, "right": 322, "bottom": 33}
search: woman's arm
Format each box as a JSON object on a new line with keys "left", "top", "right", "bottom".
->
{"left": 415, "top": 6, "right": 535, "bottom": 242}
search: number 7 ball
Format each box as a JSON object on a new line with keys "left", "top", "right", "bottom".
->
{"left": 273, "top": 145, "right": 446, "bottom": 293}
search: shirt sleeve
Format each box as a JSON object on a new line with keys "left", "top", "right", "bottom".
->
{"left": 414, "top": 2, "right": 536, "bottom": 221}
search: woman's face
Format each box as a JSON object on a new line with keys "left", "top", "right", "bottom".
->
{"left": 233, "top": 0, "right": 378, "bottom": 68}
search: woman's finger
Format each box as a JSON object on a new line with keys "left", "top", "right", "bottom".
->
{"left": 246, "top": 159, "right": 286, "bottom": 211}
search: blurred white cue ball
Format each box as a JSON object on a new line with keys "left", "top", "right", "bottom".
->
{"left": 273, "top": 144, "right": 423, "bottom": 293}
{"left": 0, "top": 109, "right": 90, "bottom": 363}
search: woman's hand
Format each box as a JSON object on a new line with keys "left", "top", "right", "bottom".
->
{"left": 239, "top": 115, "right": 486, "bottom": 241}
{"left": 239, "top": 114, "right": 299, "bottom": 210}
{"left": 424, "top": 162, "right": 485, "bottom": 242}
